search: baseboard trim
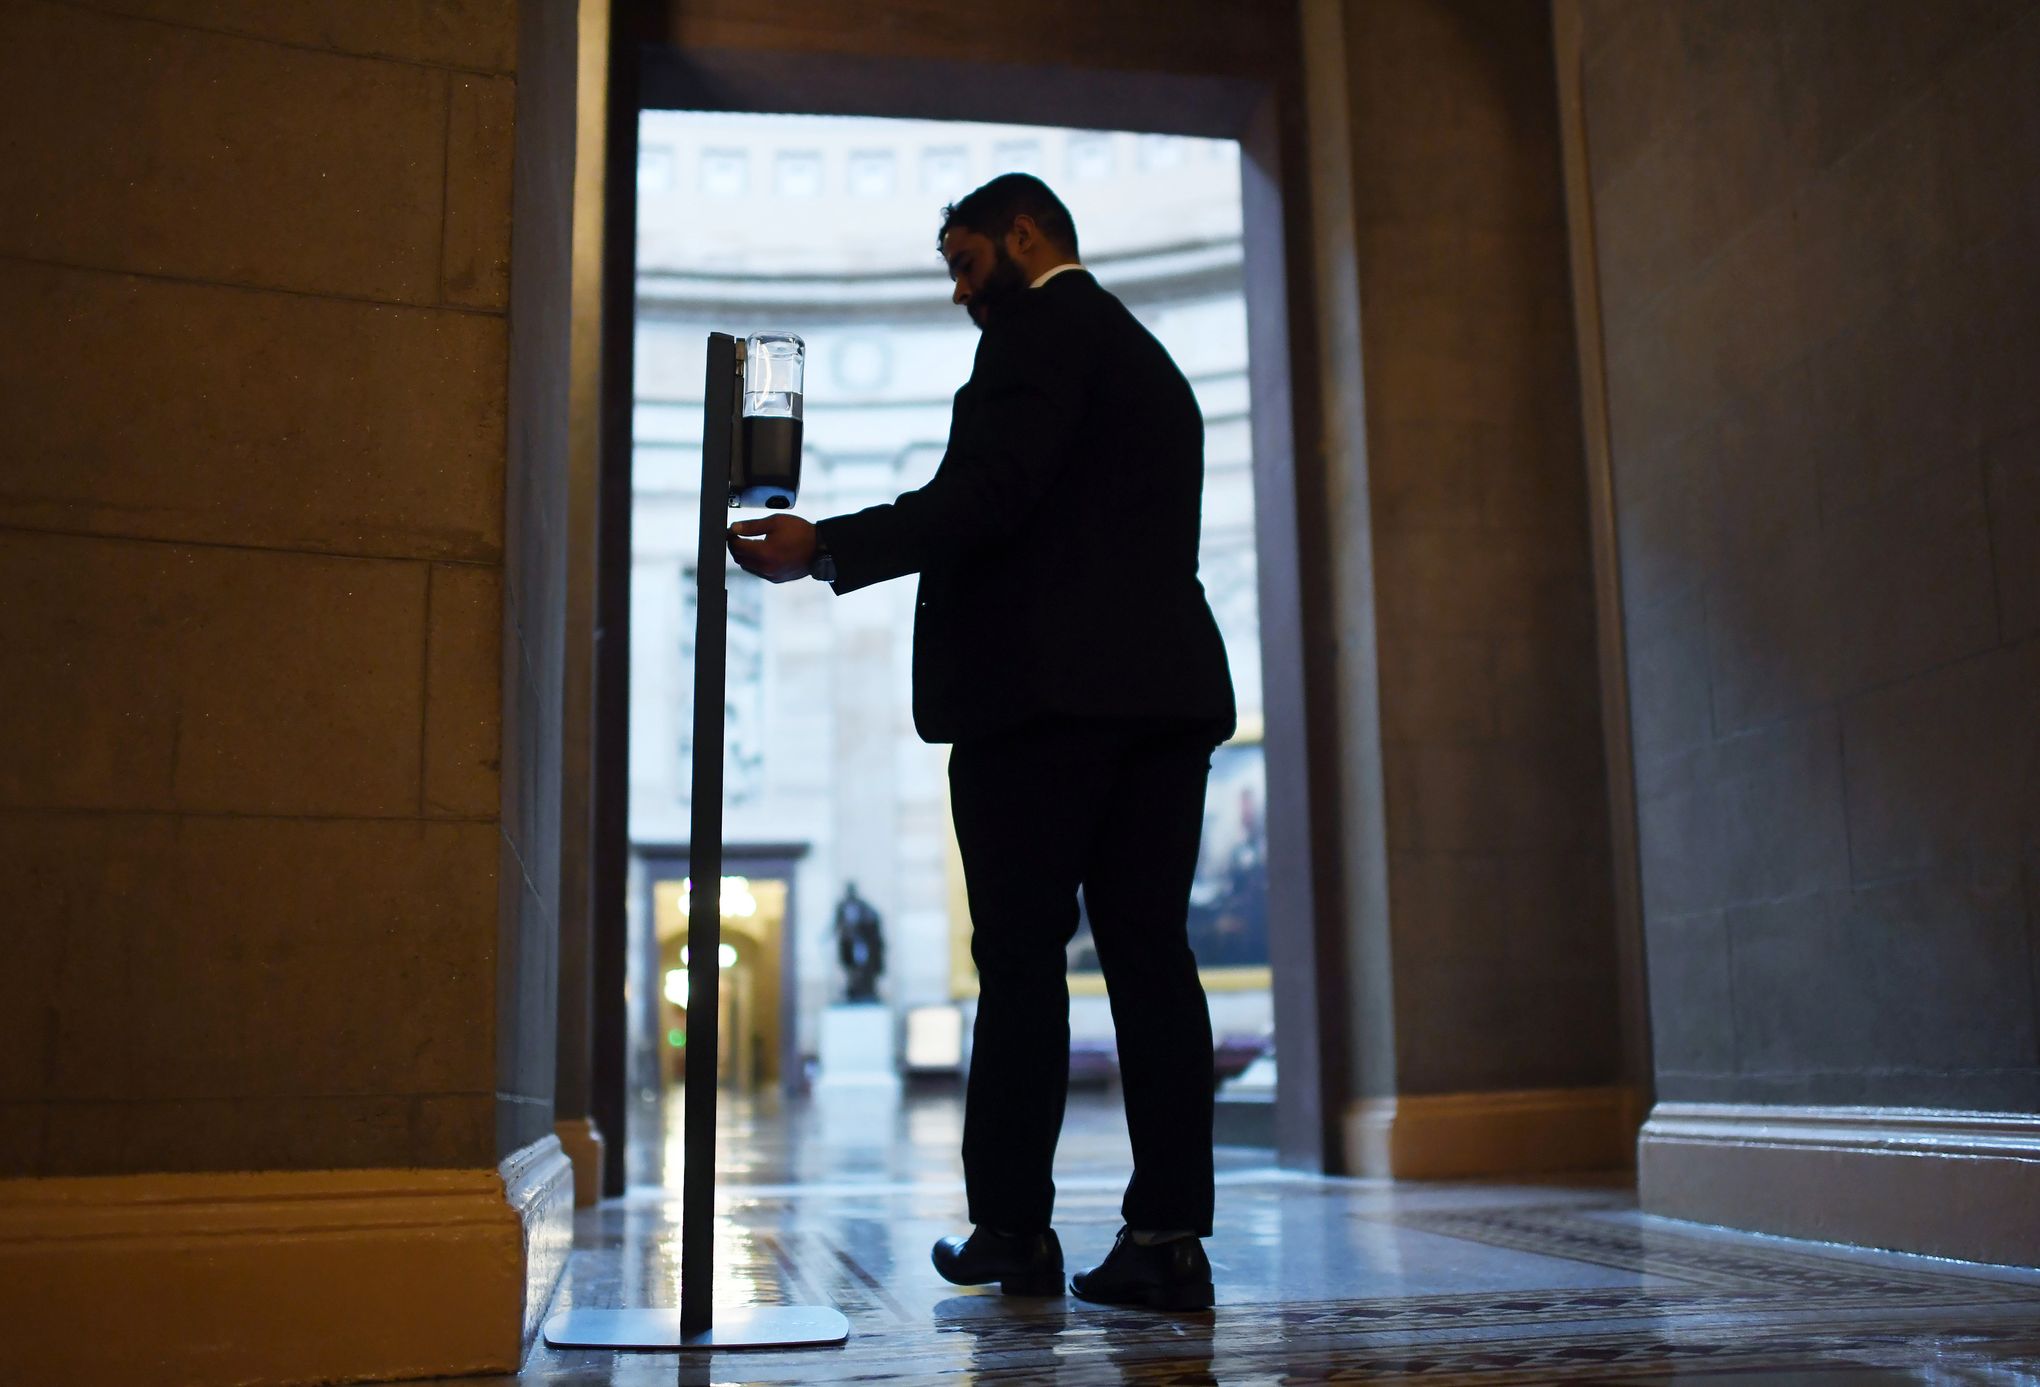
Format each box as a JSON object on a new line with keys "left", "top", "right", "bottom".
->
{"left": 554, "top": 1115, "right": 608, "bottom": 1207}
{"left": 0, "top": 1134, "right": 575, "bottom": 1387}
{"left": 1639, "top": 1102, "right": 2040, "bottom": 1267}
{"left": 1344, "top": 1085, "right": 1643, "bottom": 1178}
{"left": 504, "top": 1134, "right": 577, "bottom": 1355}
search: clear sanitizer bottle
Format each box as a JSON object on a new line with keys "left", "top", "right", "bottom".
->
{"left": 735, "top": 332, "right": 804, "bottom": 509}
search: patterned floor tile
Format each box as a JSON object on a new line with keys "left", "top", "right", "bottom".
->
{"left": 443, "top": 1089, "right": 2040, "bottom": 1386}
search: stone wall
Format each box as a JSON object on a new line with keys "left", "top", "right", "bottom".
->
{"left": 0, "top": 0, "right": 530, "bottom": 1175}
{"left": 1343, "top": 0, "right": 1619, "bottom": 1099}
{"left": 1581, "top": 0, "right": 2040, "bottom": 1112}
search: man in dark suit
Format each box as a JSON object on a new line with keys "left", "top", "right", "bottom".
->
{"left": 728, "top": 174, "right": 1234, "bottom": 1311}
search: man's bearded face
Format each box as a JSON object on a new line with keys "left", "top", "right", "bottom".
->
{"left": 943, "top": 227, "right": 1030, "bottom": 329}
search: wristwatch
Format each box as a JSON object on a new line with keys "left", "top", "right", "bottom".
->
{"left": 809, "top": 535, "right": 837, "bottom": 583}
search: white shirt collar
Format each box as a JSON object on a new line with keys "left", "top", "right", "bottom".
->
{"left": 1029, "top": 262, "right": 1087, "bottom": 290}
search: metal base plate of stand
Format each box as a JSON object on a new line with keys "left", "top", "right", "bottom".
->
{"left": 544, "top": 1305, "right": 851, "bottom": 1350}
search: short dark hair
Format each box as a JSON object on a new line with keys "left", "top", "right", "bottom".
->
{"left": 938, "top": 173, "right": 1080, "bottom": 260}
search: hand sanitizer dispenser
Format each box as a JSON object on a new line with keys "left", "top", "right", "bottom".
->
{"left": 540, "top": 326, "right": 848, "bottom": 1351}
{"left": 733, "top": 332, "right": 803, "bottom": 509}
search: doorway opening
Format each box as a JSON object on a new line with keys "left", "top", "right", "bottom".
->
{"left": 621, "top": 110, "right": 1276, "bottom": 1166}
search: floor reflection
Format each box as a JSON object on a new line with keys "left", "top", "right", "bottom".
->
{"left": 450, "top": 1084, "right": 2040, "bottom": 1385}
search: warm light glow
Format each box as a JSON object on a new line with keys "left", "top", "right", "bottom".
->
{"left": 663, "top": 968, "right": 688, "bottom": 1007}
{"left": 677, "top": 943, "right": 739, "bottom": 969}
{"left": 676, "top": 875, "right": 758, "bottom": 919}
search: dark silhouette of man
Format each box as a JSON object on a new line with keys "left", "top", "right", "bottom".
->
{"left": 728, "top": 173, "right": 1234, "bottom": 1311}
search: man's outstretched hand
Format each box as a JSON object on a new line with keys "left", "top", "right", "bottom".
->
{"left": 728, "top": 514, "right": 818, "bottom": 583}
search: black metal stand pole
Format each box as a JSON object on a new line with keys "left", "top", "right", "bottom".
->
{"left": 679, "top": 331, "right": 736, "bottom": 1339}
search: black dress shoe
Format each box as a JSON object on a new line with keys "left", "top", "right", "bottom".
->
{"left": 931, "top": 1227, "right": 1065, "bottom": 1295}
{"left": 1071, "top": 1228, "right": 1213, "bottom": 1311}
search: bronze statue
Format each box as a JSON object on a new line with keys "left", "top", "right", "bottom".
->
{"left": 833, "top": 882, "right": 885, "bottom": 1004}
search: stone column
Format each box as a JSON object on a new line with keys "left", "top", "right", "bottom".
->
{"left": 1297, "top": 0, "right": 1632, "bottom": 1176}
{"left": 554, "top": 0, "right": 613, "bottom": 1210}
{"left": 0, "top": 2, "right": 582, "bottom": 1381}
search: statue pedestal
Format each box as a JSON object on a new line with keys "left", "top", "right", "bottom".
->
{"left": 816, "top": 1005, "right": 899, "bottom": 1091}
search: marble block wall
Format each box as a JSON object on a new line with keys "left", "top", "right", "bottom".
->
{"left": 1579, "top": 0, "right": 2040, "bottom": 1111}
{"left": 0, "top": 0, "right": 554, "bottom": 1175}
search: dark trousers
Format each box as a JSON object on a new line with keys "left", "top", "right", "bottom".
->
{"left": 948, "top": 716, "right": 1217, "bottom": 1238}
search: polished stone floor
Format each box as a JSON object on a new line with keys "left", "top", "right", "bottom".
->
{"left": 449, "top": 1086, "right": 2040, "bottom": 1385}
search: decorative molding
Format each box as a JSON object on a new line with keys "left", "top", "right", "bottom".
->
{"left": 1644, "top": 1102, "right": 2040, "bottom": 1159}
{"left": 0, "top": 1135, "right": 574, "bottom": 1387}
{"left": 1344, "top": 1086, "right": 1645, "bottom": 1179}
{"left": 503, "top": 1134, "right": 577, "bottom": 1355}
{"left": 555, "top": 1115, "right": 608, "bottom": 1207}
{"left": 1640, "top": 1102, "right": 2040, "bottom": 1267}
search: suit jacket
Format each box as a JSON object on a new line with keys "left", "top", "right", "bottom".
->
{"left": 815, "top": 269, "right": 1236, "bottom": 746}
